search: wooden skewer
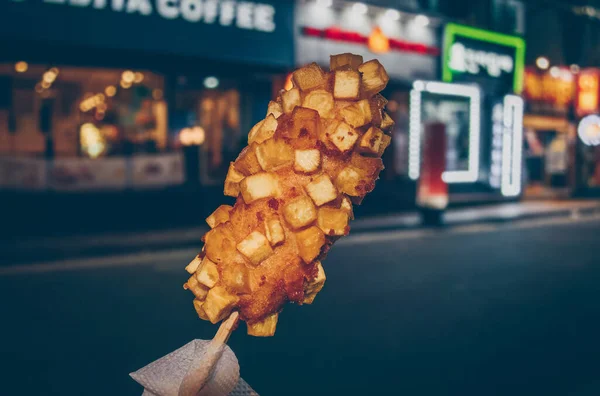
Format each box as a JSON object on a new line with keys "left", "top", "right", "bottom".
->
{"left": 178, "top": 311, "right": 240, "bottom": 396}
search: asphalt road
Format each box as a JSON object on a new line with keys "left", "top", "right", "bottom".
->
{"left": 1, "top": 216, "right": 600, "bottom": 396}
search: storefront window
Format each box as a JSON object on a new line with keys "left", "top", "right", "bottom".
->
{"left": 0, "top": 63, "right": 166, "bottom": 158}
{"left": 171, "top": 76, "right": 242, "bottom": 185}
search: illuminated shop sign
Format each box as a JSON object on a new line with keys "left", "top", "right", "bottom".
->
{"left": 0, "top": 0, "right": 293, "bottom": 66}
{"left": 524, "top": 66, "right": 574, "bottom": 115}
{"left": 295, "top": 2, "right": 439, "bottom": 81}
{"left": 301, "top": 26, "right": 439, "bottom": 56}
{"left": 575, "top": 69, "right": 600, "bottom": 117}
{"left": 31, "top": 0, "right": 276, "bottom": 31}
{"left": 443, "top": 23, "right": 526, "bottom": 94}
{"left": 409, "top": 81, "right": 481, "bottom": 183}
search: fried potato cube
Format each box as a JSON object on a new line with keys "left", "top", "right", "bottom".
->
{"left": 247, "top": 119, "right": 264, "bottom": 144}
{"left": 329, "top": 121, "right": 359, "bottom": 153}
{"left": 185, "top": 255, "right": 202, "bottom": 274}
{"left": 317, "top": 207, "right": 349, "bottom": 236}
{"left": 193, "top": 298, "right": 210, "bottom": 321}
{"left": 234, "top": 145, "right": 262, "bottom": 176}
{"left": 264, "top": 217, "right": 285, "bottom": 246}
{"left": 237, "top": 230, "right": 273, "bottom": 265}
{"left": 294, "top": 149, "right": 321, "bottom": 174}
{"left": 266, "top": 100, "right": 283, "bottom": 119}
{"left": 204, "top": 225, "right": 237, "bottom": 264}
{"left": 302, "top": 89, "right": 334, "bottom": 118}
{"left": 255, "top": 138, "right": 293, "bottom": 171}
{"left": 184, "top": 275, "right": 209, "bottom": 300}
{"left": 333, "top": 70, "right": 361, "bottom": 100}
{"left": 358, "top": 126, "right": 385, "bottom": 155}
{"left": 206, "top": 204, "right": 233, "bottom": 228}
{"left": 304, "top": 261, "right": 326, "bottom": 304}
{"left": 330, "top": 53, "right": 363, "bottom": 71}
{"left": 372, "top": 93, "right": 388, "bottom": 107}
{"left": 239, "top": 172, "right": 280, "bottom": 204}
{"left": 196, "top": 257, "right": 219, "bottom": 288}
{"left": 282, "top": 87, "right": 301, "bottom": 114}
{"left": 378, "top": 134, "right": 392, "bottom": 157}
{"left": 340, "top": 195, "right": 354, "bottom": 220}
{"left": 350, "top": 152, "right": 383, "bottom": 178}
{"left": 358, "top": 59, "right": 389, "bottom": 96}
{"left": 289, "top": 106, "right": 320, "bottom": 139}
{"left": 221, "top": 260, "right": 251, "bottom": 294}
{"left": 203, "top": 286, "right": 239, "bottom": 324}
{"left": 247, "top": 313, "right": 278, "bottom": 337}
{"left": 380, "top": 111, "right": 395, "bottom": 132}
{"left": 249, "top": 114, "right": 278, "bottom": 145}
{"left": 340, "top": 99, "right": 372, "bottom": 128}
{"left": 224, "top": 162, "right": 245, "bottom": 197}
{"left": 334, "top": 166, "right": 362, "bottom": 196}
{"left": 295, "top": 226, "right": 325, "bottom": 264}
{"left": 305, "top": 174, "right": 338, "bottom": 206}
{"left": 283, "top": 195, "right": 317, "bottom": 230}
{"left": 292, "top": 62, "right": 325, "bottom": 92}
{"left": 318, "top": 119, "right": 339, "bottom": 149}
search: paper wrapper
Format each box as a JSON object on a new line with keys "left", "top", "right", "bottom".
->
{"left": 130, "top": 340, "right": 258, "bottom": 396}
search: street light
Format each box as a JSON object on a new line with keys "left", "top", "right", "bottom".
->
{"left": 352, "top": 2, "right": 368, "bottom": 15}
{"left": 384, "top": 9, "right": 400, "bottom": 21}
{"left": 536, "top": 56, "right": 549, "bottom": 70}
{"left": 414, "top": 14, "right": 429, "bottom": 27}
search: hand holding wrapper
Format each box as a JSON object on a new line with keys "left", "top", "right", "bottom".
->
{"left": 130, "top": 313, "right": 257, "bottom": 396}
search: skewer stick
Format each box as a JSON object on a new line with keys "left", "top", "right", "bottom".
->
{"left": 178, "top": 311, "right": 240, "bottom": 396}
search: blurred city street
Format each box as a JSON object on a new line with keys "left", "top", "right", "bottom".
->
{"left": 3, "top": 0, "right": 600, "bottom": 395}
{"left": 2, "top": 212, "right": 600, "bottom": 396}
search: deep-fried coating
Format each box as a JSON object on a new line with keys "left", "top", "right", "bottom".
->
{"left": 186, "top": 54, "right": 391, "bottom": 336}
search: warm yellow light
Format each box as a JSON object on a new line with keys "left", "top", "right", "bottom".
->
{"left": 96, "top": 93, "right": 105, "bottom": 102}
{"left": 15, "top": 61, "right": 28, "bottom": 73}
{"left": 105, "top": 85, "right": 117, "bottom": 97}
{"left": 368, "top": 27, "right": 390, "bottom": 54}
{"left": 41, "top": 81, "right": 51, "bottom": 89}
{"left": 80, "top": 123, "right": 106, "bottom": 159}
{"left": 179, "top": 126, "right": 206, "bottom": 146}
{"left": 120, "top": 80, "right": 132, "bottom": 89}
{"left": 49, "top": 67, "right": 59, "bottom": 75}
{"left": 122, "top": 70, "right": 135, "bottom": 83}
{"left": 134, "top": 72, "right": 144, "bottom": 83}
{"left": 97, "top": 103, "right": 107, "bottom": 112}
{"left": 43, "top": 71, "right": 57, "bottom": 84}
{"left": 152, "top": 89, "right": 163, "bottom": 100}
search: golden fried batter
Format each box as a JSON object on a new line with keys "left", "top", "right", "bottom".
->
{"left": 185, "top": 54, "right": 393, "bottom": 336}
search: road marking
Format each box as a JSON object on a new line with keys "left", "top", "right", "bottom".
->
{"left": 1, "top": 215, "right": 599, "bottom": 277}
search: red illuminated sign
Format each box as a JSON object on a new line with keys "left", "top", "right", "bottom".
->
{"left": 301, "top": 26, "right": 439, "bottom": 56}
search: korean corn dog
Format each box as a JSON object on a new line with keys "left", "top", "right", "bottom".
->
{"left": 184, "top": 53, "right": 393, "bottom": 336}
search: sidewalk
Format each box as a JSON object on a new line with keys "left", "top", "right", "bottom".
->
{"left": 2, "top": 199, "right": 599, "bottom": 266}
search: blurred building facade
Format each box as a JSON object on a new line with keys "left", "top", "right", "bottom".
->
{"left": 0, "top": 0, "right": 294, "bottom": 191}
{"left": 2, "top": 0, "right": 599, "bottom": 232}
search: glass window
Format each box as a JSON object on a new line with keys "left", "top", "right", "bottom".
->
{"left": 0, "top": 63, "right": 166, "bottom": 158}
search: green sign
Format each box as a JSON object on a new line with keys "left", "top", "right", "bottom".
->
{"left": 443, "top": 23, "right": 526, "bottom": 94}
